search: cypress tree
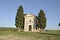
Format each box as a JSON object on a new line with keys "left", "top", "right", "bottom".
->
{"left": 15, "top": 5, "right": 24, "bottom": 31}
{"left": 38, "top": 9, "right": 46, "bottom": 30}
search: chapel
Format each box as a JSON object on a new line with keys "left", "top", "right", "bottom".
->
{"left": 24, "top": 14, "right": 39, "bottom": 32}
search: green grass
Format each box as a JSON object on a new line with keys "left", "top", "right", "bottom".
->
{"left": 0, "top": 28, "right": 17, "bottom": 31}
{"left": 0, "top": 28, "right": 60, "bottom": 40}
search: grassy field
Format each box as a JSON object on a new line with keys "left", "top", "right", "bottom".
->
{"left": 0, "top": 28, "right": 60, "bottom": 40}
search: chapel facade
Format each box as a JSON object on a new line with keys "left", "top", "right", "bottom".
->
{"left": 24, "top": 14, "right": 38, "bottom": 32}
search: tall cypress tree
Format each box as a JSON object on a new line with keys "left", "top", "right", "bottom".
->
{"left": 38, "top": 9, "right": 46, "bottom": 29}
{"left": 15, "top": 5, "right": 24, "bottom": 31}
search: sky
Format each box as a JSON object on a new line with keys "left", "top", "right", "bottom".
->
{"left": 0, "top": 0, "right": 60, "bottom": 30}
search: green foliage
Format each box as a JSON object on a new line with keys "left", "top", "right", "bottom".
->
{"left": 38, "top": 9, "right": 46, "bottom": 29}
{"left": 58, "top": 23, "right": 60, "bottom": 27}
{"left": 15, "top": 5, "right": 24, "bottom": 29}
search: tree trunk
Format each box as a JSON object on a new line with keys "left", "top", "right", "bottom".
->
{"left": 40, "top": 29, "right": 44, "bottom": 32}
{"left": 18, "top": 28, "right": 20, "bottom": 32}
{"left": 17, "top": 27, "right": 21, "bottom": 32}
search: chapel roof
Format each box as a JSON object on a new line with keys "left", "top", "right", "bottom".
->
{"left": 25, "top": 14, "right": 36, "bottom": 17}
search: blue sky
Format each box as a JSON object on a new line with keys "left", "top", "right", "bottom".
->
{"left": 0, "top": 0, "right": 60, "bottom": 30}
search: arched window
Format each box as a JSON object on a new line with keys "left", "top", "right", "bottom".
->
{"left": 29, "top": 20, "right": 31, "bottom": 22}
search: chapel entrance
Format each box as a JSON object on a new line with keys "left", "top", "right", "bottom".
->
{"left": 29, "top": 25, "right": 32, "bottom": 31}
